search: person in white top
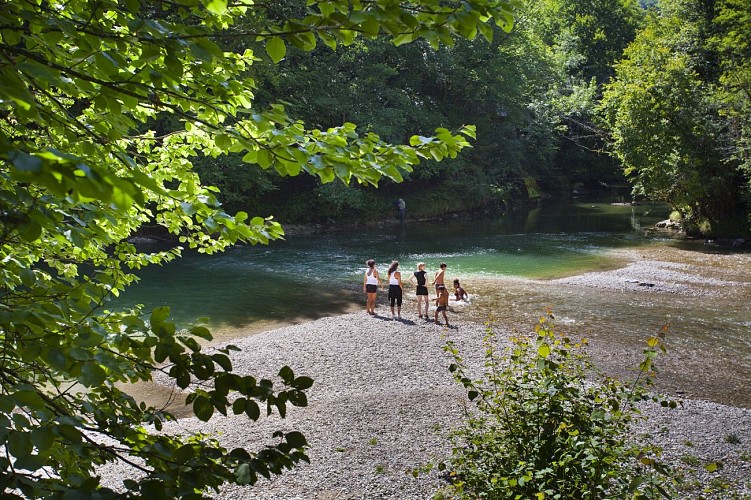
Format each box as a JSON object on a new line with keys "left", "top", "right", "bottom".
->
{"left": 387, "top": 260, "right": 403, "bottom": 319}
{"left": 363, "top": 259, "right": 381, "bottom": 315}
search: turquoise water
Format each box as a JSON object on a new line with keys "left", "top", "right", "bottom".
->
{"left": 116, "top": 201, "right": 672, "bottom": 329}
{"left": 114, "top": 199, "right": 751, "bottom": 407}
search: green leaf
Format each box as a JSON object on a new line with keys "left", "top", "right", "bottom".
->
{"left": 150, "top": 306, "right": 170, "bottom": 327}
{"left": 192, "top": 395, "right": 214, "bottom": 421}
{"left": 215, "top": 134, "right": 232, "bottom": 150}
{"left": 235, "top": 463, "right": 252, "bottom": 485}
{"left": 0, "top": 76, "right": 35, "bottom": 111}
{"left": 190, "top": 326, "right": 212, "bottom": 341}
{"left": 292, "top": 376, "right": 313, "bottom": 390}
{"left": 124, "top": 0, "right": 140, "bottom": 13}
{"left": 705, "top": 462, "right": 722, "bottom": 472}
{"left": 204, "top": 0, "right": 227, "bottom": 15}
{"left": 30, "top": 427, "right": 56, "bottom": 452}
{"left": 232, "top": 398, "right": 246, "bottom": 415}
{"left": 81, "top": 362, "right": 107, "bottom": 387}
{"left": 7, "top": 432, "right": 33, "bottom": 458}
{"left": 244, "top": 400, "right": 260, "bottom": 420}
{"left": 266, "top": 37, "right": 286, "bottom": 63}
{"left": 212, "top": 353, "right": 232, "bottom": 372}
{"left": 47, "top": 348, "right": 67, "bottom": 370}
{"left": 361, "top": 17, "right": 380, "bottom": 37}
{"left": 279, "top": 366, "right": 294, "bottom": 384}
{"left": 14, "top": 452, "right": 46, "bottom": 472}
{"left": 141, "top": 480, "right": 166, "bottom": 497}
{"left": 13, "top": 390, "right": 44, "bottom": 410}
{"left": 9, "top": 151, "right": 43, "bottom": 173}
{"left": 537, "top": 344, "right": 551, "bottom": 358}
{"left": 286, "top": 431, "right": 307, "bottom": 448}
{"left": 20, "top": 268, "right": 36, "bottom": 286}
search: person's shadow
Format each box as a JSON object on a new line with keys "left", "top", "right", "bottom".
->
{"left": 396, "top": 318, "right": 417, "bottom": 326}
{"left": 373, "top": 314, "right": 417, "bottom": 326}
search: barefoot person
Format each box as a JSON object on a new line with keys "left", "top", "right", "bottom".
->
{"left": 453, "top": 279, "right": 468, "bottom": 302}
{"left": 434, "top": 284, "right": 450, "bottom": 326}
{"left": 432, "top": 262, "right": 447, "bottom": 297}
{"left": 409, "top": 262, "right": 430, "bottom": 319}
{"left": 363, "top": 259, "right": 381, "bottom": 315}
{"left": 387, "top": 260, "right": 403, "bottom": 319}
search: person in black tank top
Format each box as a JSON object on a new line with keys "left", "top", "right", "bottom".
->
{"left": 409, "top": 262, "right": 429, "bottom": 319}
{"left": 387, "top": 260, "right": 403, "bottom": 319}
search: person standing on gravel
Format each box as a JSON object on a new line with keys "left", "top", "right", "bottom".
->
{"left": 387, "top": 260, "right": 403, "bottom": 320}
{"left": 434, "top": 284, "right": 450, "bottom": 326}
{"left": 432, "top": 262, "right": 447, "bottom": 298}
{"left": 363, "top": 259, "right": 381, "bottom": 315}
{"left": 409, "top": 262, "right": 430, "bottom": 319}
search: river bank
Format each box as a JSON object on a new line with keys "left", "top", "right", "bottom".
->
{"left": 107, "top": 242, "right": 751, "bottom": 497}
{"left": 106, "top": 311, "right": 751, "bottom": 499}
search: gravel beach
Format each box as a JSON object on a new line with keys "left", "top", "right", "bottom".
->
{"left": 101, "top": 246, "right": 751, "bottom": 498}
{"left": 105, "top": 311, "right": 750, "bottom": 499}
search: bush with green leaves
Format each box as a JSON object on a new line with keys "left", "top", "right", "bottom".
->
{"left": 0, "top": 0, "right": 516, "bottom": 496}
{"left": 440, "top": 311, "right": 676, "bottom": 499}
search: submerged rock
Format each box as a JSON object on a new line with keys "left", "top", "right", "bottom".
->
{"left": 655, "top": 219, "right": 682, "bottom": 231}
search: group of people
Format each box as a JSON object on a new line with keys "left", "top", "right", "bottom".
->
{"left": 363, "top": 259, "right": 468, "bottom": 326}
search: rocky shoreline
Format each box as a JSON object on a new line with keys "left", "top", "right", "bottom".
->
{"left": 100, "top": 245, "right": 751, "bottom": 498}
{"left": 101, "top": 310, "right": 750, "bottom": 498}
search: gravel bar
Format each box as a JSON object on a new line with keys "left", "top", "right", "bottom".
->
{"left": 109, "top": 311, "right": 751, "bottom": 499}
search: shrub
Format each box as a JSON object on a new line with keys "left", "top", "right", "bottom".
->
{"left": 439, "top": 311, "right": 676, "bottom": 499}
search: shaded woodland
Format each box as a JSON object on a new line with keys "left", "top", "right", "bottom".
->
{"left": 191, "top": 0, "right": 751, "bottom": 237}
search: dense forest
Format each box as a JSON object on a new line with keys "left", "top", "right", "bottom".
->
{"left": 1, "top": 0, "right": 749, "bottom": 496}
{"left": 189, "top": 0, "right": 751, "bottom": 237}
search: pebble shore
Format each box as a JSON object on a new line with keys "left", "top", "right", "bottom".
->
{"left": 114, "top": 311, "right": 751, "bottom": 499}
{"left": 98, "top": 244, "right": 751, "bottom": 498}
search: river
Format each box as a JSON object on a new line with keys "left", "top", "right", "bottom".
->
{"left": 118, "top": 200, "right": 675, "bottom": 329}
{"left": 117, "top": 199, "right": 751, "bottom": 407}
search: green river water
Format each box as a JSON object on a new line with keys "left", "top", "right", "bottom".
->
{"left": 117, "top": 199, "right": 751, "bottom": 407}
{"left": 119, "top": 201, "right": 675, "bottom": 328}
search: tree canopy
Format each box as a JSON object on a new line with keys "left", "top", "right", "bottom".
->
{"left": 600, "top": 0, "right": 751, "bottom": 235}
{"left": 0, "top": 0, "right": 516, "bottom": 496}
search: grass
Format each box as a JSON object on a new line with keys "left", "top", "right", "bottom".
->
{"left": 680, "top": 455, "right": 700, "bottom": 466}
{"left": 724, "top": 433, "right": 742, "bottom": 445}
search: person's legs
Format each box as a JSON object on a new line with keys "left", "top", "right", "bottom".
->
{"left": 442, "top": 309, "right": 449, "bottom": 326}
{"left": 396, "top": 292, "right": 402, "bottom": 318}
{"left": 422, "top": 296, "right": 429, "bottom": 318}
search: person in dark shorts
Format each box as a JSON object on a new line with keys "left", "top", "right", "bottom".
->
{"left": 387, "top": 260, "right": 403, "bottom": 319}
{"left": 432, "top": 262, "right": 447, "bottom": 297}
{"left": 409, "top": 262, "right": 430, "bottom": 319}
{"left": 434, "top": 284, "right": 450, "bottom": 326}
{"left": 363, "top": 259, "right": 381, "bottom": 315}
